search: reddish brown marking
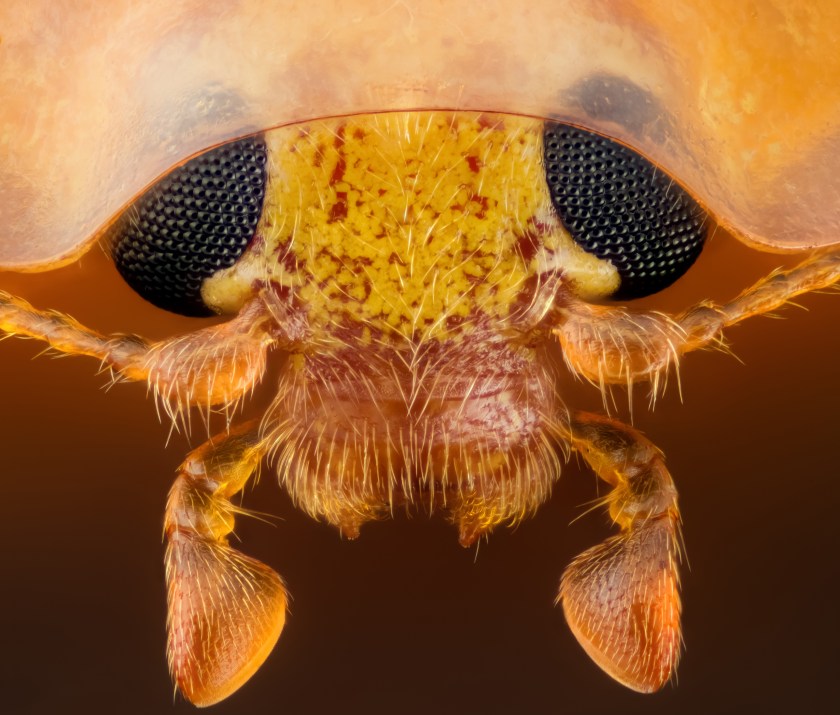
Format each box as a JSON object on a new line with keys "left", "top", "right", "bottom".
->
{"left": 330, "top": 157, "right": 346, "bottom": 185}
{"left": 445, "top": 314, "right": 470, "bottom": 330}
{"left": 516, "top": 228, "right": 541, "bottom": 262}
{"left": 466, "top": 155, "right": 481, "bottom": 173}
{"left": 329, "top": 192, "right": 348, "bottom": 222}
{"left": 469, "top": 193, "right": 489, "bottom": 219}
{"left": 330, "top": 125, "right": 347, "bottom": 184}
{"left": 477, "top": 114, "right": 504, "bottom": 130}
{"left": 278, "top": 243, "right": 298, "bottom": 273}
{"left": 263, "top": 280, "right": 291, "bottom": 303}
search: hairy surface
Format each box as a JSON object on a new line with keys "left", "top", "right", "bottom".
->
{"left": 4, "top": 110, "right": 840, "bottom": 705}
{"left": 262, "top": 337, "right": 566, "bottom": 543}
{"left": 202, "top": 112, "right": 620, "bottom": 329}
{"left": 201, "top": 112, "right": 620, "bottom": 539}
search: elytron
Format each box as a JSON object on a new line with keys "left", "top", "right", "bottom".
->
{"left": 3, "top": 110, "right": 839, "bottom": 706}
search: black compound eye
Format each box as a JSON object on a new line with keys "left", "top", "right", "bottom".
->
{"left": 543, "top": 122, "right": 707, "bottom": 299}
{"left": 111, "top": 136, "right": 268, "bottom": 316}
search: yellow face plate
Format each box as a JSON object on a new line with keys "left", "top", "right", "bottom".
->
{"left": 202, "top": 112, "right": 618, "bottom": 341}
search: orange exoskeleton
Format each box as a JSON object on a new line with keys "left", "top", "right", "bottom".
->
{"left": 2, "top": 0, "right": 840, "bottom": 708}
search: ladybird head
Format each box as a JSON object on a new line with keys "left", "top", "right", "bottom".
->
{"left": 105, "top": 111, "right": 710, "bottom": 323}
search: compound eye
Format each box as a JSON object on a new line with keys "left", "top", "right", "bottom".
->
{"left": 543, "top": 123, "right": 708, "bottom": 299}
{"left": 110, "top": 137, "right": 268, "bottom": 316}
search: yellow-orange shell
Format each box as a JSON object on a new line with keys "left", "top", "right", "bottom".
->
{"left": 2, "top": 0, "right": 839, "bottom": 271}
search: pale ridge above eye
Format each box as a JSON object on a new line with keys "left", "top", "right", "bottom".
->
{"left": 543, "top": 123, "right": 707, "bottom": 299}
{"left": 111, "top": 137, "right": 268, "bottom": 316}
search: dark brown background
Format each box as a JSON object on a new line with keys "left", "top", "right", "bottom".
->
{"left": 1, "top": 230, "right": 838, "bottom": 715}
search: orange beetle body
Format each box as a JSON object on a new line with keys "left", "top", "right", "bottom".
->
{"left": 1, "top": 2, "right": 839, "bottom": 712}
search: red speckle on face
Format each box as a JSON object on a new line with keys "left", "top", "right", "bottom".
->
{"left": 469, "top": 193, "right": 489, "bottom": 219}
{"left": 329, "top": 192, "right": 348, "bottom": 222}
{"left": 330, "top": 125, "right": 347, "bottom": 184}
{"left": 516, "top": 228, "right": 541, "bottom": 262}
